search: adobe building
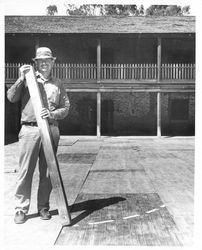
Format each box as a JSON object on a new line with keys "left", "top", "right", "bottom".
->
{"left": 5, "top": 16, "right": 195, "bottom": 138}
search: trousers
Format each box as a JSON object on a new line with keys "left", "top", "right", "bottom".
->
{"left": 15, "top": 124, "right": 60, "bottom": 213}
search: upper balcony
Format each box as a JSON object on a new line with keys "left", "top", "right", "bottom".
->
{"left": 5, "top": 62, "right": 195, "bottom": 83}
{"left": 5, "top": 62, "right": 195, "bottom": 93}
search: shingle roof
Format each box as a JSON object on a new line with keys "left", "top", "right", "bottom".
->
{"left": 5, "top": 16, "right": 195, "bottom": 34}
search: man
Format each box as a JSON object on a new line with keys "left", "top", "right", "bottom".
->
{"left": 7, "top": 47, "right": 70, "bottom": 224}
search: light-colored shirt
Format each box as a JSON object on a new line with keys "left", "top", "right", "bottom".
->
{"left": 7, "top": 72, "right": 70, "bottom": 126}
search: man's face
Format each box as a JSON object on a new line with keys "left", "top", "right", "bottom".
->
{"left": 36, "top": 58, "right": 54, "bottom": 76}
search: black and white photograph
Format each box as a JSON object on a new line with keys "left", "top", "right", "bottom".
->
{"left": 1, "top": 0, "right": 201, "bottom": 249}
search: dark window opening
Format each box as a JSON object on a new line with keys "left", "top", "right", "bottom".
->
{"left": 170, "top": 99, "right": 189, "bottom": 121}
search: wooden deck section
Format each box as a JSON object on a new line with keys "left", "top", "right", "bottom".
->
{"left": 4, "top": 136, "right": 194, "bottom": 246}
{"left": 57, "top": 193, "right": 183, "bottom": 246}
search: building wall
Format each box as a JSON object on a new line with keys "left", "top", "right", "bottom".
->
{"left": 5, "top": 33, "right": 195, "bottom": 138}
{"left": 5, "top": 90, "right": 195, "bottom": 138}
{"left": 58, "top": 91, "right": 195, "bottom": 136}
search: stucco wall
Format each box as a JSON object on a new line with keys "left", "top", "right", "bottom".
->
{"left": 58, "top": 91, "right": 194, "bottom": 136}
{"left": 5, "top": 90, "right": 195, "bottom": 137}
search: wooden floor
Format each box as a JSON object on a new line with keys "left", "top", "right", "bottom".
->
{"left": 57, "top": 193, "right": 183, "bottom": 245}
{"left": 4, "top": 136, "right": 194, "bottom": 246}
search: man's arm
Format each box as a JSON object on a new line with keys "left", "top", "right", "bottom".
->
{"left": 7, "top": 78, "right": 25, "bottom": 103}
{"left": 7, "top": 65, "right": 31, "bottom": 103}
{"left": 41, "top": 82, "right": 70, "bottom": 120}
{"left": 50, "top": 82, "right": 70, "bottom": 120}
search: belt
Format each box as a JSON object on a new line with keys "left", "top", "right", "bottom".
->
{"left": 21, "top": 122, "right": 38, "bottom": 126}
{"left": 21, "top": 121, "right": 55, "bottom": 126}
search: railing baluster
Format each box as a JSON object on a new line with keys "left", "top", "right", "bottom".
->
{"left": 5, "top": 62, "right": 195, "bottom": 82}
{"left": 169, "top": 63, "right": 172, "bottom": 80}
{"left": 83, "top": 63, "right": 85, "bottom": 79}
{"left": 145, "top": 63, "right": 148, "bottom": 79}
{"left": 6, "top": 63, "right": 8, "bottom": 79}
{"left": 163, "top": 63, "right": 165, "bottom": 80}
{"left": 79, "top": 63, "right": 81, "bottom": 79}
{"left": 149, "top": 63, "right": 151, "bottom": 79}
{"left": 184, "top": 63, "right": 187, "bottom": 79}
{"left": 12, "top": 63, "right": 14, "bottom": 79}
{"left": 155, "top": 63, "right": 157, "bottom": 79}
{"left": 188, "top": 63, "right": 190, "bottom": 79}
{"left": 64, "top": 63, "right": 67, "bottom": 79}
{"left": 81, "top": 63, "right": 83, "bottom": 79}
{"left": 134, "top": 64, "right": 136, "bottom": 79}
{"left": 190, "top": 63, "right": 192, "bottom": 79}
{"left": 132, "top": 64, "right": 134, "bottom": 79}
{"left": 161, "top": 63, "right": 163, "bottom": 80}
{"left": 65, "top": 63, "right": 68, "bottom": 79}
{"left": 73, "top": 63, "right": 75, "bottom": 79}
{"left": 193, "top": 64, "right": 195, "bottom": 79}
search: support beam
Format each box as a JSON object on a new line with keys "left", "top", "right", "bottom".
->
{"left": 157, "top": 37, "right": 162, "bottom": 83}
{"left": 157, "top": 37, "right": 162, "bottom": 137}
{"left": 97, "top": 91, "right": 101, "bottom": 137}
{"left": 96, "top": 38, "right": 101, "bottom": 137}
{"left": 157, "top": 92, "right": 161, "bottom": 137}
{"left": 97, "top": 38, "right": 101, "bottom": 83}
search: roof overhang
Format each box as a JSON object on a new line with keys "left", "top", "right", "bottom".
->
{"left": 5, "top": 16, "right": 195, "bottom": 34}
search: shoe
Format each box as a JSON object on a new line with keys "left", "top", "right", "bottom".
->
{"left": 14, "top": 211, "right": 26, "bottom": 224}
{"left": 38, "top": 208, "right": 51, "bottom": 220}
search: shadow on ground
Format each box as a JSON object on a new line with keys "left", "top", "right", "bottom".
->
{"left": 68, "top": 196, "right": 126, "bottom": 226}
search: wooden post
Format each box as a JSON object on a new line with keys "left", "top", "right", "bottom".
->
{"left": 157, "top": 36, "right": 162, "bottom": 137}
{"left": 25, "top": 66, "right": 71, "bottom": 226}
{"left": 157, "top": 92, "right": 161, "bottom": 137}
{"left": 97, "top": 38, "right": 101, "bottom": 137}
{"left": 157, "top": 36, "right": 162, "bottom": 83}
{"left": 97, "top": 91, "right": 101, "bottom": 137}
{"left": 97, "top": 38, "right": 101, "bottom": 83}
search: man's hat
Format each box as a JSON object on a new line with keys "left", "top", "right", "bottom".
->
{"left": 32, "top": 47, "right": 56, "bottom": 61}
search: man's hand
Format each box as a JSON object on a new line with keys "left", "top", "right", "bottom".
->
{"left": 19, "top": 65, "right": 31, "bottom": 81}
{"left": 40, "top": 108, "right": 52, "bottom": 119}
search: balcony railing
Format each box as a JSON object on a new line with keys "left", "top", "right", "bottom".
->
{"left": 5, "top": 62, "right": 195, "bottom": 81}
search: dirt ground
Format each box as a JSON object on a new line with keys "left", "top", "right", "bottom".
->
{"left": 3, "top": 136, "right": 195, "bottom": 247}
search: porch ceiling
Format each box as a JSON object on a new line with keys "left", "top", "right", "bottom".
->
{"left": 5, "top": 16, "right": 195, "bottom": 34}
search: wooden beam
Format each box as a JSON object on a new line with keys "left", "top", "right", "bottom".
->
{"left": 63, "top": 89, "right": 195, "bottom": 93}
{"left": 157, "top": 92, "right": 161, "bottom": 137}
{"left": 97, "top": 91, "right": 101, "bottom": 137}
{"left": 157, "top": 37, "right": 162, "bottom": 83}
{"left": 97, "top": 38, "right": 101, "bottom": 83}
{"left": 157, "top": 37, "right": 162, "bottom": 137}
{"left": 96, "top": 38, "right": 102, "bottom": 137}
{"left": 6, "top": 83, "right": 195, "bottom": 93}
{"left": 25, "top": 66, "right": 71, "bottom": 226}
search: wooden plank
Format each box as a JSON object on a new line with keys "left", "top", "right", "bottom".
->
{"left": 25, "top": 66, "right": 71, "bottom": 226}
{"left": 157, "top": 92, "right": 161, "bottom": 137}
{"left": 157, "top": 37, "right": 162, "bottom": 82}
{"left": 56, "top": 193, "right": 182, "bottom": 246}
{"left": 97, "top": 91, "right": 101, "bottom": 137}
{"left": 97, "top": 38, "right": 101, "bottom": 83}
